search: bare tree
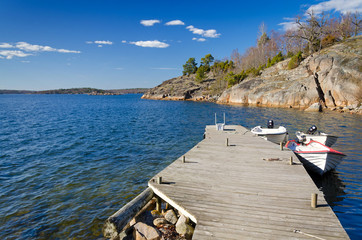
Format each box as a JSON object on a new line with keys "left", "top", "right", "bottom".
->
{"left": 283, "top": 29, "right": 305, "bottom": 54}
{"left": 337, "top": 13, "right": 354, "bottom": 39}
{"left": 230, "top": 49, "right": 242, "bottom": 71}
{"left": 351, "top": 11, "right": 362, "bottom": 37}
{"left": 287, "top": 11, "right": 328, "bottom": 54}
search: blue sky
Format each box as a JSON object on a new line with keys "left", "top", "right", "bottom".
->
{"left": 1, "top": 0, "right": 361, "bottom": 90}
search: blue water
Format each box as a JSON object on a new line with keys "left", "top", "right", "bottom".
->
{"left": 0, "top": 94, "right": 361, "bottom": 239}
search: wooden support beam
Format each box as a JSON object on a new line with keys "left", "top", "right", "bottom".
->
{"left": 157, "top": 176, "right": 162, "bottom": 184}
{"left": 103, "top": 187, "right": 154, "bottom": 239}
{"left": 311, "top": 193, "right": 318, "bottom": 208}
{"left": 156, "top": 195, "right": 161, "bottom": 212}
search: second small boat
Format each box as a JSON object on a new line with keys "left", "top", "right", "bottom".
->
{"left": 285, "top": 140, "right": 346, "bottom": 175}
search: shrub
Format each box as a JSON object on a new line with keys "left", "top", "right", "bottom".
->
{"left": 245, "top": 65, "right": 263, "bottom": 76}
{"left": 286, "top": 51, "right": 294, "bottom": 58}
{"left": 195, "top": 65, "right": 207, "bottom": 83}
{"left": 266, "top": 52, "right": 284, "bottom": 68}
{"left": 211, "top": 60, "right": 235, "bottom": 74}
{"left": 321, "top": 35, "right": 337, "bottom": 48}
{"left": 287, "top": 51, "right": 303, "bottom": 70}
{"left": 225, "top": 71, "right": 247, "bottom": 88}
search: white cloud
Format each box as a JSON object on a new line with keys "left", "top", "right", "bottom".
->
{"left": 0, "top": 42, "right": 80, "bottom": 59}
{"left": 307, "top": 0, "right": 362, "bottom": 15}
{"left": 86, "top": 40, "right": 113, "bottom": 47}
{"left": 122, "top": 40, "right": 127, "bottom": 43}
{"left": 165, "top": 20, "right": 185, "bottom": 26}
{"left": 203, "top": 29, "right": 220, "bottom": 38}
{"left": 278, "top": 19, "right": 299, "bottom": 31}
{"left": 279, "top": 0, "right": 362, "bottom": 32}
{"left": 140, "top": 19, "right": 161, "bottom": 26}
{"left": 55, "top": 49, "right": 80, "bottom": 53}
{"left": 192, "top": 37, "right": 206, "bottom": 42}
{"left": 94, "top": 40, "right": 113, "bottom": 45}
{"left": 16, "top": 42, "right": 55, "bottom": 52}
{"left": 186, "top": 25, "right": 221, "bottom": 38}
{"left": 0, "top": 50, "right": 32, "bottom": 59}
{"left": 0, "top": 43, "right": 13, "bottom": 48}
{"left": 15, "top": 42, "right": 80, "bottom": 53}
{"left": 130, "top": 40, "right": 169, "bottom": 48}
{"left": 115, "top": 67, "right": 123, "bottom": 70}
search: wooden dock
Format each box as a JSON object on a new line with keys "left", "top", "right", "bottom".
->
{"left": 148, "top": 125, "right": 349, "bottom": 239}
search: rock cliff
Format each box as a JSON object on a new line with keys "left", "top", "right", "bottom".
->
{"left": 218, "top": 36, "right": 361, "bottom": 113}
{"left": 142, "top": 36, "right": 362, "bottom": 114}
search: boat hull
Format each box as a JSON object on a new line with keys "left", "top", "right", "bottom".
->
{"left": 285, "top": 140, "right": 346, "bottom": 175}
{"left": 262, "top": 133, "right": 288, "bottom": 145}
{"left": 306, "top": 135, "right": 338, "bottom": 147}
{"left": 251, "top": 126, "right": 288, "bottom": 144}
{"left": 296, "top": 152, "right": 345, "bottom": 175}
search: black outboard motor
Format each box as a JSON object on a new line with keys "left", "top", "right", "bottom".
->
{"left": 267, "top": 120, "right": 274, "bottom": 129}
{"left": 307, "top": 125, "right": 317, "bottom": 135}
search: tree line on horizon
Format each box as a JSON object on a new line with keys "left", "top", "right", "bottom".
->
{"left": 182, "top": 10, "right": 361, "bottom": 93}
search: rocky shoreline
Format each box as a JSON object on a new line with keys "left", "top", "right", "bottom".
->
{"left": 142, "top": 36, "right": 362, "bottom": 115}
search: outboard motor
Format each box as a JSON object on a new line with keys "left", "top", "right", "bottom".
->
{"left": 267, "top": 120, "right": 274, "bottom": 129}
{"left": 307, "top": 125, "right": 317, "bottom": 135}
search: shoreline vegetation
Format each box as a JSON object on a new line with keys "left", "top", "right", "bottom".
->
{"left": 0, "top": 88, "right": 148, "bottom": 95}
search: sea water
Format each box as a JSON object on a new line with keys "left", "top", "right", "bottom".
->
{"left": 0, "top": 94, "right": 361, "bottom": 239}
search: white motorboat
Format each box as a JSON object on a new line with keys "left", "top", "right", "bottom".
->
{"left": 285, "top": 140, "right": 346, "bottom": 175}
{"left": 296, "top": 125, "right": 338, "bottom": 147}
{"left": 251, "top": 120, "right": 288, "bottom": 144}
{"left": 296, "top": 131, "right": 338, "bottom": 147}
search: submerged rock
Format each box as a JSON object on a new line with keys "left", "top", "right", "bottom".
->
{"left": 133, "top": 222, "right": 161, "bottom": 240}
{"left": 153, "top": 218, "right": 169, "bottom": 227}
{"left": 305, "top": 102, "right": 322, "bottom": 112}
{"left": 175, "top": 215, "right": 194, "bottom": 239}
{"left": 164, "top": 210, "right": 178, "bottom": 225}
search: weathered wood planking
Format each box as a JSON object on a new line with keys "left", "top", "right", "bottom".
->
{"left": 148, "top": 125, "right": 349, "bottom": 239}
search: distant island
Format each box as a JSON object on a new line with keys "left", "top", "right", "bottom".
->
{"left": 0, "top": 88, "right": 149, "bottom": 95}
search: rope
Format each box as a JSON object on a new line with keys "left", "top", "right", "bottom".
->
{"left": 293, "top": 229, "right": 326, "bottom": 240}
